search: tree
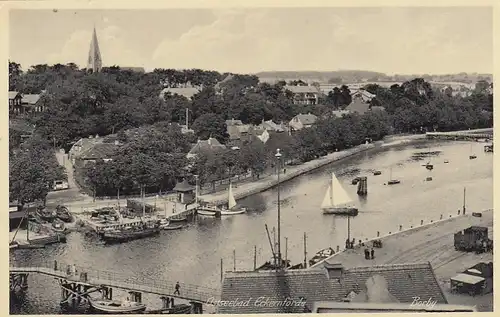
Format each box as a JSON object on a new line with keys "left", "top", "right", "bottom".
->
{"left": 192, "top": 113, "right": 229, "bottom": 143}
{"left": 9, "top": 135, "right": 66, "bottom": 205}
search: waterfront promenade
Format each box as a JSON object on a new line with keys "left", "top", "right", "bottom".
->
{"left": 313, "top": 209, "right": 493, "bottom": 310}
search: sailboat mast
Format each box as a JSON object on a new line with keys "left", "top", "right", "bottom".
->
{"left": 347, "top": 215, "right": 351, "bottom": 245}
{"left": 463, "top": 187, "right": 466, "bottom": 215}
{"left": 330, "top": 174, "right": 335, "bottom": 206}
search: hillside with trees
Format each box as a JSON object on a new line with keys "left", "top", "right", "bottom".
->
{"left": 8, "top": 61, "right": 493, "bottom": 199}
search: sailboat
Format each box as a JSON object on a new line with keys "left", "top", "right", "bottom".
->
{"left": 197, "top": 183, "right": 246, "bottom": 216}
{"left": 469, "top": 144, "right": 477, "bottom": 160}
{"left": 321, "top": 172, "right": 359, "bottom": 216}
{"left": 424, "top": 146, "right": 434, "bottom": 170}
{"left": 387, "top": 167, "right": 401, "bottom": 185}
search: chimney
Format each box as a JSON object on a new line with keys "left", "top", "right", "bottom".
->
{"left": 324, "top": 262, "right": 344, "bottom": 280}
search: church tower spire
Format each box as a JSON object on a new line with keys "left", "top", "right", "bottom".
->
{"left": 87, "top": 26, "right": 102, "bottom": 72}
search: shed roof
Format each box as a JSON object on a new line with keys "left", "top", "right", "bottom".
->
{"left": 451, "top": 273, "right": 485, "bottom": 285}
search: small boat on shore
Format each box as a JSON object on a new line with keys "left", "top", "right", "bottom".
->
{"left": 52, "top": 219, "right": 66, "bottom": 233}
{"left": 322, "top": 172, "right": 358, "bottom": 216}
{"left": 309, "top": 247, "right": 335, "bottom": 267}
{"left": 373, "top": 170, "right": 382, "bottom": 176}
{"left": 444, "top": 159, "right": 449, "bottom": 163}
{"left": 36, "top": 207, "right": 57, "bottom": 222}
{"left": 56, "top": 205, "right": 73, "bottom": 223}
{"left": 89, "top": 298, "right": 147, "bottom": 314}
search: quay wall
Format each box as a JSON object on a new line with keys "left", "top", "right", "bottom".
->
{"left": 309, "top": 208, "right": 493, "bottom": 269}
{"left": 203, "top": 135, "right": 428, "bottom": 206}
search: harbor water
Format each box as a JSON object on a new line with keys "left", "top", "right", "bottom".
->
{"left": 10, "top": 140, "right": 493, "bottom": 314}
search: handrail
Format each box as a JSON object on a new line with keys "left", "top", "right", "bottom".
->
{"left": 10, "top": 261, "right": 220, "bottom": 302}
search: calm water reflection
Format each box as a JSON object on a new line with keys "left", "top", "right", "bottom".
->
{"left": 10, "top": 141, "right": 493, "bottom": 314}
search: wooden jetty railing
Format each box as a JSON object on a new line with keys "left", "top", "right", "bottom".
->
{"left": 10, "top": 260, "right": 221, "bottom": 304}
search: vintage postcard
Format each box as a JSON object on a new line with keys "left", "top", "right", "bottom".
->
{"left": 4, "top": 0, "right": 495, "bottom": 315}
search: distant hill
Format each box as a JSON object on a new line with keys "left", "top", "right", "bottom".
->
{"left": 256, "top": 70, "right": 492, "bottom": 84}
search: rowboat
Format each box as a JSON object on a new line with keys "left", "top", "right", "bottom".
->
{"left": 89, "top": 298, "right": 147, "bottom": 314}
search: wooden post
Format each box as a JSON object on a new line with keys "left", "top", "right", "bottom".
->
{"left": 303, "top": 232, "right": 307, "bottom": 268}
{"left": 233, "top": 249, "right": 236, "bottom": 271}
{"left": 399, "top": 225, "right": 402, "bottom": 231}
{"left": 220, "top": 258, "right": 223, "bottom": 282}
{"left": 253, "top": 245, "right": 257, "bottom": 270}
{"left": 421, "top": 219, "right": 424, "bottom": 225}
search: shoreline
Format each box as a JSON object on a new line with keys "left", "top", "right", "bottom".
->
{"left": 199, "top": 134, "right": 428, "bottom": 205}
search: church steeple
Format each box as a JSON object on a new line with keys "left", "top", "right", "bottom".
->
{"left": 87, "top": 26, "right": 102, "bottom": 72}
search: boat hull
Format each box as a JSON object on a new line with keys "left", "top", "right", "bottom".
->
{"left": 161, "top": 224, "right": 184, "bottom": 230}
{"left": 197, "top": 207, "right": 246, "bottom": 216}
{"left": 89, "top": 299, "right": 147, "bottom": 314}
{"left": 101, "top": 228, "right": 160, "bottom": 243}
{"left": 169, "top": 216, "right": 187, "bottom": 222}
{"left": 387, "top": 180, "right": 401, "bottom": 185}
{"left": 322, "top": 207, "right": 358, "bottom": 216}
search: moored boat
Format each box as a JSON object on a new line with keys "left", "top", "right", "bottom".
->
{"left": 89, "top": 298, "right": 147, "bottom": 314}
{"left": 321, "top": 172, "right": 358, "bottom": 216}
{"left": 373, "top": 170, "right": 382, "bottom": 176}
{"left": 197, "top": 183, "right": 246, "bottom": 216}
{"left": 309, "top": 247, "right": 335, "bottom": 267}
{"left": 101, "top": 223, "right": 160, "bottom": 244}
{"left": 387, "top": 167, "right": 401, "bottom": 185}
{"left": 169, "top": 215, "right": 187, "bottom": 222}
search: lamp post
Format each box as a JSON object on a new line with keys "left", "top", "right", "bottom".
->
{"left": 275, "top": 148, "right": 283, "bottom": 269}
{"left": 194, "top": 175, "right": 199, "bottom": 204}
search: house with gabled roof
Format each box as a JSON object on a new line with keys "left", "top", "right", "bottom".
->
{"left": 8, "top": 91, "right": 23, "bottom": 114}
{"left": 289, "top": 113, "right": 318, "bottom": 132}
{"left": 350, "top": 88, "right": 375, "bottom": 103}
{"left": 69, "top": 135, "right": 120, "bottom": 167}
{"left": 21, "top": 94, "right": 43, "bottom": 112}
{"left": 218, "top": 262, "right": 448, "bottom": 314}
{"left": 345, "top": 94, "right": 385, "bottom": 115}
{"left": 284, "top": 85, "right": 322, "bottom": 105}
{"left": 186, "top": 137, "right": 226, "bottom": 159}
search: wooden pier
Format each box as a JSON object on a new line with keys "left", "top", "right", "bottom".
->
{"left": 426, "top": 128, "right": 493, "bottom": 141}
{"left": 10, "top": 260, "right": 220, "bottom": 313}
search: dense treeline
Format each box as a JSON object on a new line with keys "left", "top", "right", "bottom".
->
{"left": 8, "top": 61, "right": 493, "bottom": 199}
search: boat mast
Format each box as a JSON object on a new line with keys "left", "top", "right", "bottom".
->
{"left": 463, "top": 187, "right": 466, "bottom": 215}
{"left": 347, "top": 215, "right": 351, "bottom": 246}
{"left": 265, "top": 224, "right": 276, "bottom": 266}
{"left": 330, "top": 173, "right": 335, "bottom": 207}
{"left": 303, "top": 232, "right": 307, "bottom": 268}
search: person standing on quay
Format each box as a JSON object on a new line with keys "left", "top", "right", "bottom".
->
{"left": 174, "top": 282, "right": 180, "bottom": 295}
{"left": 371, "top": 248, "right": 375, "bottom": 260}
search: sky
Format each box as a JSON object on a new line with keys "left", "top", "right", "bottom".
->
{"left": 9, "top": 7, "right": 493, "bottom": 75}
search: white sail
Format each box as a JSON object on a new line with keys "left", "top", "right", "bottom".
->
{"left": 321, "top": 173, "right": 353, "bottom": 208}
{"left": 330, "top": 173, "right": 353, "bottom": 206}
{"left": 321, "top": 185, "right": 333, "bottom": 208}
{"left": 228, "top": 183, "right": 237, "bottom": 209}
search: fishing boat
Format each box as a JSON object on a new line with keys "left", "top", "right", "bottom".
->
{"left": 89, "top": 298, "right": 147, "bottom": 314}
{"left": 309, "top": 247, "right": 335, "bottom": 267}
{"left": 387, "top": 167, "right": 401, "bottom": 185}
{"left": 101, "top": 223, "right": 160, "bottom": 243}
{"left": 55, "top": 205, "right": 73, "bottom": 223}
{"left": 197, "top": 183, "right": 246, "bottom": 216}
{"left": 321, "top": 172, "right": 358, "bottom": 216}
